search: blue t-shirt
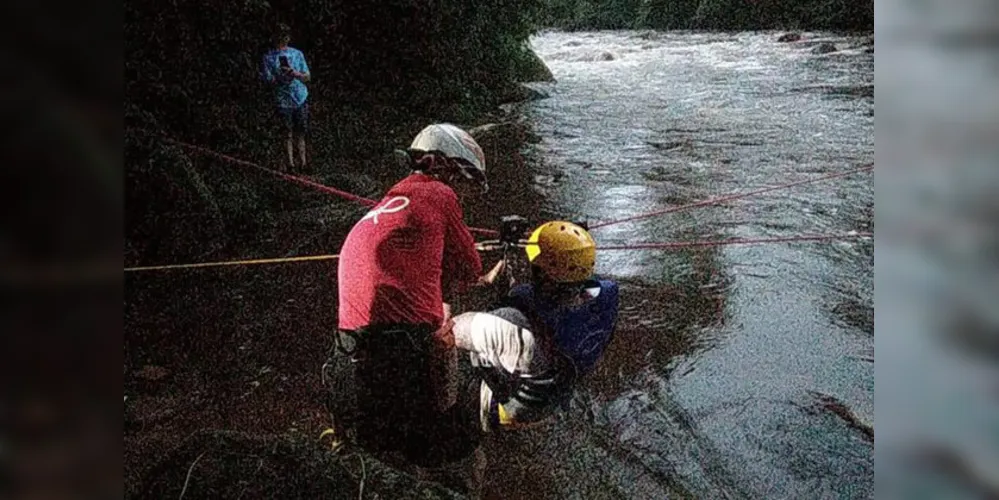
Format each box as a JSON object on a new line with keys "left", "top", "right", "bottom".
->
{"left": 261, "top": 47, "right": 310, "bottom": 109}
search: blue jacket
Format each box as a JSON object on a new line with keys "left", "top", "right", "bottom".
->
{"left": 506, "top": 278, "right": 620, "bottom": 376}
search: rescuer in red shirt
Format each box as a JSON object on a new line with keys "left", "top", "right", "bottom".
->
{"left": 326, "top": 123, "right": 504, "bottom": 470}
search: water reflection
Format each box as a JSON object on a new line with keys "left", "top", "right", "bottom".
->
{"left": 510, "top": 29, "right": 873, "bottom": 499}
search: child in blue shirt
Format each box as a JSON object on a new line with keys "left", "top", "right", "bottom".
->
{"left": 261, "top": 23, "right": 311, "bottom": 172}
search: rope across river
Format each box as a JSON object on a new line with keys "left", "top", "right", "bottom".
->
{"left": 121, "top": 232, "right": 873, "bottom": 273}
{"left": 121, "top": 130, "right": 873, "bottom": 274}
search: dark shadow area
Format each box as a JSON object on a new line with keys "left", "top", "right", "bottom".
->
{"left": 124, "top": 0, "right": 550, "bottom": 267}
{"left": 132, "top": 430, "right": 463, "bottom": 499}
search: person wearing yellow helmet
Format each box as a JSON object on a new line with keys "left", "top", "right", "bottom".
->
{"left": 449, "top": 221, "right": 620, "bottom": 434}
{"left": 524, "top": 220, "right": 599, "bottom": 302}
{"left": 395, "top": 221, "right": 618, "bottom": 496}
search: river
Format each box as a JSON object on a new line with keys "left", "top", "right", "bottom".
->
{"left": 471, "top": 30, "right": 874, "bottom": 499}
{"left": 124, "top": 30, "right": 874, "bottom": 499}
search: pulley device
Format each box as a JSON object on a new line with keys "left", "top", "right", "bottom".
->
{"left": 499, "top": 215, "right": 530, "bottom": 247}
{"left": 482, "top": 215, "right": 589, "bottom": 250}
{"left": 484, "top": 215, "right": 529, "bottom": 286}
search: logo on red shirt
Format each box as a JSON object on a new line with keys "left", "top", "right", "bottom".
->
{"left": 360, "top": 196, "right": 410, "bottom": 224}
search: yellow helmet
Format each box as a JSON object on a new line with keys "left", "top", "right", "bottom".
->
{"left": 525, "top": 221, "right": 596, "bottom": 283}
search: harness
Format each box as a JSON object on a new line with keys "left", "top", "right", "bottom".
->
{"left": 506, "top": 279, "right": 620, "bottom": 376}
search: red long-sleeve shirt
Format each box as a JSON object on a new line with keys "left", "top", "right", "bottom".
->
{"left": 337, "top": 173, "right": 483, "bottom": 331}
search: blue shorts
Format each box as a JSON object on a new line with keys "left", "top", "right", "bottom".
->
{"left": 277, "top": 103, "right": 309, "bottom": 136}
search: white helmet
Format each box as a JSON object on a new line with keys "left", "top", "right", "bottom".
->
{"left": 409, "top": 123, "right": 487, "bottom": 187}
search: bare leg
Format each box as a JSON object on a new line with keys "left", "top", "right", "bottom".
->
{"left": 297, "top": 136, "right": 308, "bottom": 172}
{"left": 285, "top": 135, "right": 295, "bottom": 171}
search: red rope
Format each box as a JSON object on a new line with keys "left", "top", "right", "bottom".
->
{"left": 150, "top": 134, "right": 499, "bottom": 236}
{"left": 161, "top": 137, "right": 379, "bottom": 206}
{"left": 588, "top": 164, "right": 874, "bottom": 230}
{"left": 599, "top": 232, "right": 873, "bottom": 250}
{"left": 470, "top": 227, "right": 500, "bottom": 236}
{"left": 136, "top": 131, "right": 866, "bottom": 242}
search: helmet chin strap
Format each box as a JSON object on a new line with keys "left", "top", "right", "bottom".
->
{"left": 405, "top": 150, "right": 487, "bottom": 192}
{"left": 455, "top": 163, "right": 488, "bottom": 193}
{"left": 437, "top": 161, "right": 488, "bottom": 193}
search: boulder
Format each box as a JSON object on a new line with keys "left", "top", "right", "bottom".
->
{"left": 469, "top": 122, "right": 542, "bottom": 144}
{"left": 777, "top": 33, "right": 802, "bottom": 43}
{"left": 494, "top": 84, "right": 550, "bottom": 106}
{"left": 468, "top": 122, "right": 542, "bottom": 158}
{"left": 516, "top": 47, "right": 555, "bottom": 83}
{"left": 812, "top": 42, "right": 838, "bottom": 54}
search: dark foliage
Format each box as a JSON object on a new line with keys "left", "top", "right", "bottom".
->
{"left": 124, "top": 0, "right": 542, "bottom": 264}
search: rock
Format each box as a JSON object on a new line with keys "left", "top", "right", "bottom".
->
{"left": 468, "top": 122, "right": 542, "bottom": 158}
{"left": 516, "top": 47, "right": 555, "bottom": 83}
{"left": 645, "top": 140, "right": 687, "bottom": 151}
{"left": 777, "top": 33, "right": 802, "bottom": 43}
{"left": 495, "top": 84, "right": 550, "bottom": 106}
{"left": 809, "top": 392, "right": 873, "bottom": 442}
{"left": 812, "top": 42, "right": 838, "bottom": 54}
{"left": 469, "top": 122, "right": 542, "bottom": 144}
{"left": 598, "top": 51, "right": 615, "bottom": 61}
{"left": 533, "top": 174, "right": 558, "bottom": 187}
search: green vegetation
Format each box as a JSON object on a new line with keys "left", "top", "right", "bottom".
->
{"left": 535, "top": 0, "right": 874, "bottom": 31}
{"left": 124, "top": 0, "right": 871, "bottom": 264}
{"left": 125, "top": 0, "right": 545, "bottom": 139}
{"left": 124, "top": 0, "right": 546, "bottom": 263}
